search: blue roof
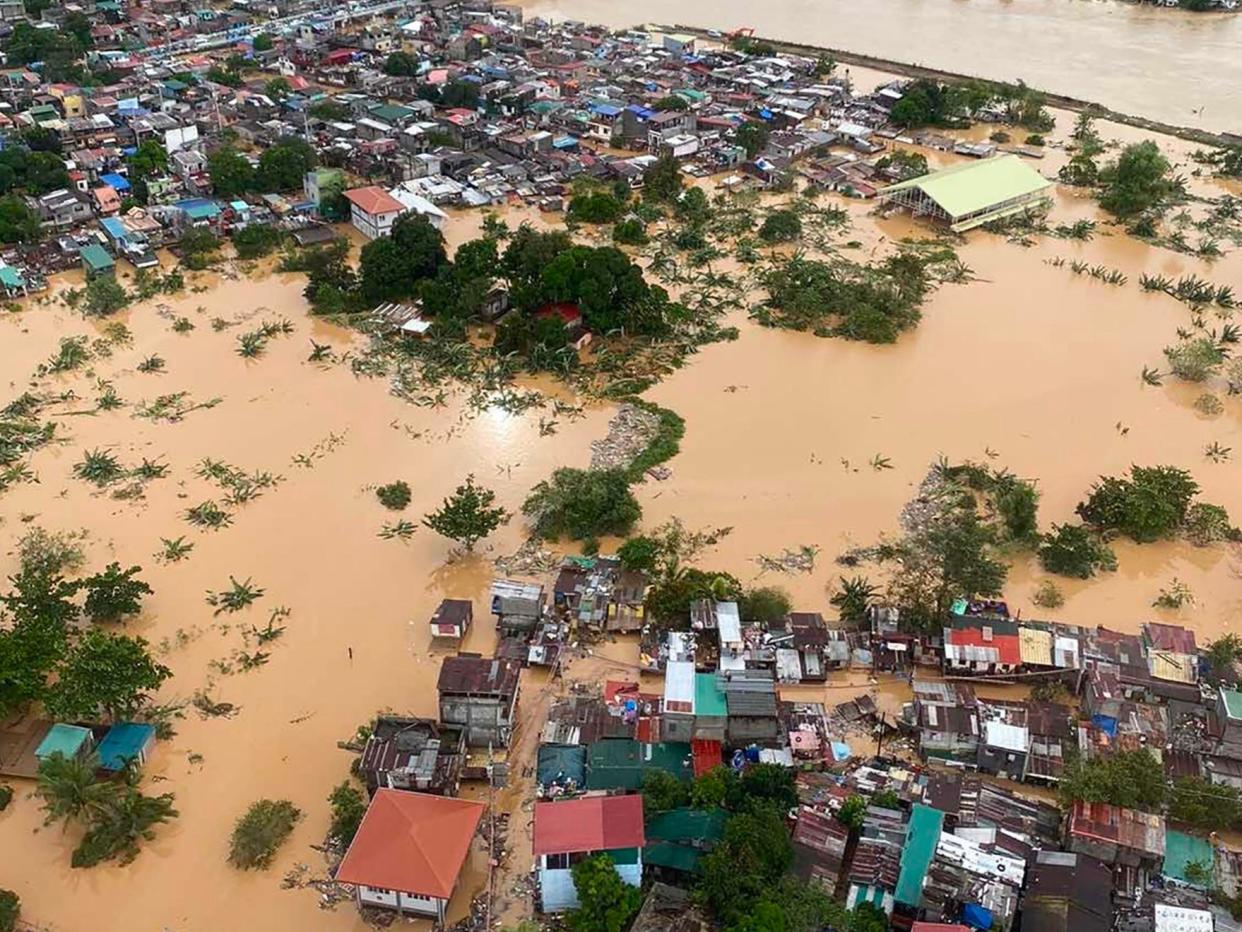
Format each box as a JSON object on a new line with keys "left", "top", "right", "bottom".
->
{"left": 589, "top": 102, "right": 622, "bottom": 117}
{"left": 626, "top": 104, "right": 654, "bottom": 119}
{"left": 35, "top": 724, "right": 92, "bottom": 760}
{"left": 96, "top": 723, "right": 156, "bottom": 771}
{"left": 99, "top": 172, "right": 130, "bottom": 191}
{"left": 176, "top": 198, "right": 221, "bottom": 220}
{"left": 100, "top": 216, "right": 127, "bottom": 240}
{"left": 552, "top": 136, "right": 579, "bottom": 149}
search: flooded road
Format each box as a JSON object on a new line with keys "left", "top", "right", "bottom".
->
{"left": 1, "top": 114, "right": 1241, "bottom": 929}
{"left": 521, "top": 0, "right": 1242, "bottom": 132}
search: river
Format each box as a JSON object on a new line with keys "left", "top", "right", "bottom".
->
{"left": 521, "top": 0, "right": 1242, "bottom": 133}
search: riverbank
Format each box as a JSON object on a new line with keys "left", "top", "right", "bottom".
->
{"left": 655, "top": 22, "right": 1241, "bottom": 150}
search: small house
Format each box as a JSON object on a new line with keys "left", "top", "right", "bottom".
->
{"left": 644, "top": 807, "right": 726, "bottom": 876}
{"left": 80, "top": 243, "right": 115, "bottom": 280}
{"left": 533, "top": 794, "right": 645, "bottom": 911}
{"left": 343, "top": 185, "right": 405, "bottom": 240}
{"left": 437, "top": 655, "right": 521, "bottom": 747}
{"left": 95, "top": 722, "right": 157, "bottom": 773}
{"left": 661, "top": 660, "right": 696, "bottom": 743}
{"left": 1020, "top": 850, "right": 1111, "bottom": 932}
{"left": 430, "top": 599, "right": 472, "bottom": 641}
{"left": 334, "top": 789, "right": 484, "bottom": 922}
{"left": 1066, "top": 800, "right": 1165, "bottom": 867}
{"left": 34, "top": 723, "right": 93, "bottom": 763}
{"left": 358, "top": 717, "right": 466, "bottom": 796}
{"left": 490, "top": 579, "right": 544, "bottom": 635}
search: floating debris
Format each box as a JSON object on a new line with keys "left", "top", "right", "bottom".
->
{"left": 494, "top": 537, "right": 560, "bottom": 575}
{"left": 590, "top": 402, "right": 662, "bottom": 471}
{"left": 753, "top": 544, "right": 821, "bottom": 574}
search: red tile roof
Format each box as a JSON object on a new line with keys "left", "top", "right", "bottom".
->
{"left": 334, "top": 789, "right": 484, "bottom": 898}
{"left": 344, "top": 185, "right": 404, "bottom": 217}
{"left": 532, "top": 795, "right": 645, "bottom": 855}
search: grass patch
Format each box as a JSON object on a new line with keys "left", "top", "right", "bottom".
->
{"left": 228, "top": 799, "right": 301, "bottom": 870}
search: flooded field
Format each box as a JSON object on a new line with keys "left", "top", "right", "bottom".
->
{"left": 521, "top": 0, "right": 1242, "bottom": 132}
{"left": 2, "top": 112, "right": 1241, "bottom": 930}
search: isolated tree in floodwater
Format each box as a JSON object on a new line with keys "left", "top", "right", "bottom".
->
{"left": 423, "top": 475, "right": 509, "bottom": 552}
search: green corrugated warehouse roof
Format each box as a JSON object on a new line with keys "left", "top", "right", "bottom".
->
{"left": 695, "top": 674, "right": 727, "bottom": 717}
{"left": 880, "top": 155, "right": 1051, "bottom": 220}
{"left": 895, "top": 804, "right": 944, "bottom": 907}
{"left": 35, "top": 723, "right": 92, "bottom": 761}
{"left": 586, "top": 739, "right": 692, "bottom": 791}
{"left": 1164, "top": 828, "right": 1214, "bottom": 886}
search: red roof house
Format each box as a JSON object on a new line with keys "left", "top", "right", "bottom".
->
{"left": 533, "top": 795, "right": 646, "bottom": 911}
{"left": 335, "top": 789, "right": 484, "bottom": 921}
{"left": 343, "top": 185, "right": 405, "bottom": 240}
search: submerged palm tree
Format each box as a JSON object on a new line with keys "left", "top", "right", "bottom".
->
{"left": 37, "top": 752, "right": 117, "bottom": 826}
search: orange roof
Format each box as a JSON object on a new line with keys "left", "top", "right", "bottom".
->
{"left": 344, "top": 185, "right": 404, "bottom": 217}
{"left": 334, "top": 789, "right": 484, "bottom": 898}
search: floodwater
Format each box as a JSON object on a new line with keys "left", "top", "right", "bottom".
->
{"left": 2, "top": 116, "right": 1242, "bottom": 929}
{"left": 520, "top": 0, "right": 1242, "bottom": 133}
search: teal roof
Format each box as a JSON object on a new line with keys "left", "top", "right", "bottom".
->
{"left": 80, "top": 244, "right": 114, "bottom": 272}
{"left": 0, "top": 265, "right": 25, "bottom": 288}
{"left": 537, "top": 744, "right": 587, "bottom": 786}
{"left": 695, "top": 674, "right": 727, "bottom": 717}
{"left": 369, "top": 104, "right": 414, "bottom": 122}
{"left": 644, "top": 841, "right": 702, "bottom": 872}
{"left": 1222, "top": 687, "right": 1242, "bottom": 721}
{"left": 35, "top": 723, "right": 92, "bottom": 760}
{"left": 586, "top": 740, "right": 692, "bottom": 791}
{"left": 645, "top": 807, "right": 727, "bottom": 843}
{"left": 95, "top": 722, "right": 156, "bottom": 771}
{"left": 1164, "top": 828, "right": 1214, "bottom": 886}
{"left": 605, "top": 847, "right": 641, "bottom": 866}
{"left": 895, "top": 804, "right": 944, "bottom": 907}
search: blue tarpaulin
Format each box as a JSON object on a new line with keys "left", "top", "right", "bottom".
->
{"left": 1091, "top": 714, "right": 1118, "bottom": 737}
{"left": 962, "top": 903, "right": 994, "bottom": 929}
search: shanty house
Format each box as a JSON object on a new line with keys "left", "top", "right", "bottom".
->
{"left": 943, "top": 614, "right": 1021, "bottom": 675}
{"left": 644, "top": 807, "right": 726, "bottom": 876}
{"left": 879, "top": 155, "right": 1053, "bottom": 233}
{"left": 334, "top": 789, "right": 484, "bottom": 922}
{"left": 1020, "top": 850, "right": 1112, "bottom": 932}
{"left": 437, "top": 655, "right": 521, "bottom": 747}
{"left": 533, "top": 795, "right": 646, "bottom": 911}
{"left": 662, "top": 660, "right": 696, "bottom": 743}
{"left": 80, "top": 243, "right": 115, "bottom": 280}
{"left": 95, "top": 722, "right": 157, "bottom": 773}
{"left": 34, "top": 723, "right": 93, "bottom": 763}
{"left": 359, "top": 717, "right": 466, "bottom": 796}
{"left": 1066, "top": 800, "right": 1165, "bottom": 867}
{"left": 429, "top": 599, "right": 472, "bottom": 641}
{"left": 721, "top": 669, "right": 780, "bottom": 745}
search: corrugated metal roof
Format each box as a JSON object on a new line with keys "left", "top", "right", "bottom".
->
{"left": 881, "top": 155, "right": 1052, "bottom": 219}
{"left": 1019, "top": 627, "right": 1052, "bottom": 666}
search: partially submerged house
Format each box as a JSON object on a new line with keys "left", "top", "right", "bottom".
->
{"left": 429, "top": 599, "right": 473, "bottom": 641}
{"left": 334, "top": 789, "right": 484, "bottom": 922}
{"left": 359, "top": 717, "right": 466, "bottom": 796}
{"left": 1066, "top": 800, "right": 1166, "bottom": 867}
{"left": 436, "top": 655, "right": 521, "bottom": 747}
{"left": 533, "top": 794, "right": 646, "bottom": 911}
{"left": 879, "top": 155, "right": 1053, "bottom": 233}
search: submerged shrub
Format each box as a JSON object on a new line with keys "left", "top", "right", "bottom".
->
{"left": 1164, "top": 338, "right": 1224, "bottom": 382}
{"left": 375, "top": 480, "right": 411, "bottom": 510}
{"left": 1039, "top": 523, "right": 1117, "bottom": 578}
{"left": 228, "top": 799, "right": 301, "bottom": 869}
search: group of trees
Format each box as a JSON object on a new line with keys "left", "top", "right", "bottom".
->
{"left": 208, "top": 138, "right": 317, "bottom": 198}
{"left": 4, "top": 17, "right": 97, "bottom": 83}
{"left": 37, "top": 753, "right": 177, "bottom": 868}
{"left": 1061, "top": 120, "right": 1183, "bottom": 226}
{"left": 0, "top": 143, "right": 71, "bottom": 198}
{"left": 1076, "top": 464, "right": 1234, "bottom": 545}
{"left": 888, "top": 78, "right": 1053, "bottom": 132}
{"left": 0, "top": 539, "right": 166, "bottom": 722}
{"left": 522, "top": 468, "right": 641, "bottom": 543}
{"left": 757, "top": 252, "right": 935, "bottom": 344}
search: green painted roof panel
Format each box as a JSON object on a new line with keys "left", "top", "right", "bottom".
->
{"left": 1222, "top": 687, "right": 1242, "bottom": 720}
{"left": 645, "top": 807, "right": 727, "bottom": 843}
{"left": 881, "top": 155, "right": 1051, "bottom": 219}
{"left": 1164, "top": 828, "right": 1214, "bottom": 885}
{"left": 695, "top": 674, "right": 727, "bottom": 717}
{"left": 894, "top": 804, "right": 944, "bottom": 907}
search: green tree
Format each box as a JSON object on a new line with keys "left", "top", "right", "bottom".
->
{"left": 829, "top": 575, "right": 877, "bottom": 625}
{"left": 36, "top": 752, "right": 118, "bottom": 826}
{"left": 206, "top": 64, "right": 243, "bottom": 87}
{"left": 208, "top": 146, "right": 254, "bottom": 198}
{"left": 643, "top": 154, "right": 683, "bottom": 202}
{"left": 735, "top": 121, "right": 770, "bottom": 159}
{"left": 692, "top": 766, "right": 735, "bottom": 809}
{"left": 228, "top": 798, "right": 301, "bottom": 869}
{"left": 232, "top": 223, "right": 283, "bottom": 259}
{"left": 383, "top": 52, "right": 420, "bottom": 77}
{"left": 1205, "top": 634, "right": 1242, "bottom": 684}
{"left": 21, "top": 125, "right": 61, "bottom": 154}
{"left": 1098, "top": 141, "right": 1178, "bottom": 218}
{"left": 71, "top": 777, "right": 177, "bottom": 868}
{"left": 1077, "top": 465, "right": 1200, "bottom": 542}
{"left": 522, "top": 468, "right": 641, "bottom": 541}
{"left": 45, "top": 630, "right": 172, "bottom": 721}
{"left": 0, "top": 195, "right": 41, "bottom": 244}
{"left": 253, "top": 33, "right": 274, "bottom": 52}
{"left": 127, "top": 140, "right": 168, "bottom": 180}
{"left": 82, "top": 277, "right": 129, "bottom": 317}
{"left": 309, "top": 99, "right": 350, "bottom": 122}
{"left": 264, "top": 77, "right": 292, "bottom": 101}
{"left": 641, "top": 769, "right": 689, "bottom": 813}
{"left": 359, "top": 214, "right": 448, "bottom": 303}
{"left": 328, "top": 781, "right": 367, "bottom": 846}
{"left": 422, "top": 475, "right": 509, "bottom": 551}
{"left": 502, "top": 226, "right": 573, "bottom": 308}
{"left": 1169, "top": 775, "right": 1241, "bottom": 829}
{"left": 566, "top": 853, "right": 641, "bottom": 932}
{"left": 0, "top": 889, "right": 17, "bottom": 932}
{"left": 654, "top": 95, "right": 689, "bottom": 111}
{"left": 758, "top": 210, "right": 802, "bottom": 243}
{"left": 1058, "top": 748, "right": 1165, "bottom": 811}
{"left": 836, "top": 794, "right": 867, "bottom": 830}
{"left": 81, "top": 563, "right": 152, "bottom": 623}
{"left": 740, "top": 586, "right": 791, "bottom": 623}
{"left": 567, "top": 190, "right": 626, "bottom": 224}
{"left": 255, "top": 137, "right": 315, "bottom": 192}
{"left": 440, "top": 80, "right": 480, "bottom": 109}
{"left": 735, "top": 763, "right": 798, "bottom": 812}
{"left": 993, "top": 476, "right": 1040, "bottom": 544}
{"left": 617, "top": 536, "right": 660, "bottom": 572}
{"left": 876, "top": 150, "right": 928, "bottom": 181}
{"left": 699, "top": 803, "right": 794, "bottom": 924}
{"left": 1039, "top": 523, "right": 1116, "bottom": 578}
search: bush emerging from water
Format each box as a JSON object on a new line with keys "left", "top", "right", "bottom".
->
{"left": 1039, "top": 523, "right": 1117, "bottom": 578}
{"left": 523, "top": 468, "right": 641, "bottom": 541}
{"left": 0, "top": 889, "right": 18, "bottom": 932}
{"left": 232, "top": 223, "right": 283, "bottom": 259}
{"left": 758, "top": 209, "right": 802, "bottom": 243}
{"left": 1164, "top": 337, "right": 1225, "bottom": 382}
{"left": 328, "top": 782, "right": 367, "bottom": 847}
{"left": 612, "top": 218, "right": 648, "bottom": 246}
{"left": 229, "top": 799, "right": 301, "bottom": 869}
{"left": 1076, "top": 465, "right": 1202, "bottom": 543}
{"left": 375, "top": 480, "right": 411, "bottom": 511}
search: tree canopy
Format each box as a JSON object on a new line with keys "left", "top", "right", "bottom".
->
{"left": 522, "top": 468, "right": 641, "bottom": 541}
{"left": 359, "top": 214, "right": 449, "bottom": 303}
{"left": 1098, "top": 141, "right": 1179, "bottom": 218}
{"left": 44, "top": 630, "right": 171, "bottom": 721}
{"left": 422, "top": 475, "right": 509, "bottom": 551}
{"left": 566, "top": 853, "right": 641, "bottom": 932}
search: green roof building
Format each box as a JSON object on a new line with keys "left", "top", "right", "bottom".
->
{"left": 1163, "top": 828, "right": 1214, "bottom": 888}
{"left": 35, "top": 723, "right": 93, "bottom": 762}
{"left": 586, "top": 739, "right": 692, "bottom": 791}
{"left": 894, "top": 804, "right": 944, "bottom": 907}
{"left": 644, "top": 807, "right": 727, "bottom": 874}
{"left": 80, "top": 244, "right": 115, "bottom": 279}
{"left": 879, "top": 155, "right": 1053, "bottom": 232}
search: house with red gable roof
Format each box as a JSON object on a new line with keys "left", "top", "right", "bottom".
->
{"left": 334, "top": 789, "right": 484, "bottom": 921}
{"left": 533, "top": 794, "right": 645, "bottom": 911}
{"left": 343, "top": 185, "right": 405, "bottom": 240}
{"left": 943, "top": 611, "right": 1021, "bottom": 675}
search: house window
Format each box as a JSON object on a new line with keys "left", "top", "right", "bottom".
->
{"left": 545, "top": 852, "right": 570, "bottom": 869}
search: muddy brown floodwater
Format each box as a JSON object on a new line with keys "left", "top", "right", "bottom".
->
{"left": 1, "top": 107, "right": 1241, "bottom": 930}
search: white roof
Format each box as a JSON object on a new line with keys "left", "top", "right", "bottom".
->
{"left": 716, "top": 601, "right": 741, "bottom": 645}
{"left": 836, "top": 121, "right": 872, "bottom": 138}
{"left": 984, "top": 720, "right": 1029, "bottom": 753}
{"left": 664, "top": 660, "right": 696, "bottom": 713}
{"left": 400, "top": 318, "right": 432, "bottom": 335}
{"left": 388, "top": 186, "right": 449, "bottom": 221}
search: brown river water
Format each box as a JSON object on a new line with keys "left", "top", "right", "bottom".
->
{"left": 521, "top": 0, "right": 1242, "bottom": 133}
{"left": 1, "top": 108, "right": 1241, "bottom": 928}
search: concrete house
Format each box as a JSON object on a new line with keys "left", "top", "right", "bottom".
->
{"left": 334, "top": 789, "right": 484, "bottom": 922}
{"left": 533, "top": 794, "right": 646, "bottom": 911}
{"left": 343, "top": 184, "right": 406, "bottom": 240}
{"left": 436, "top": 655, "right": 521, "bottom": 747}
